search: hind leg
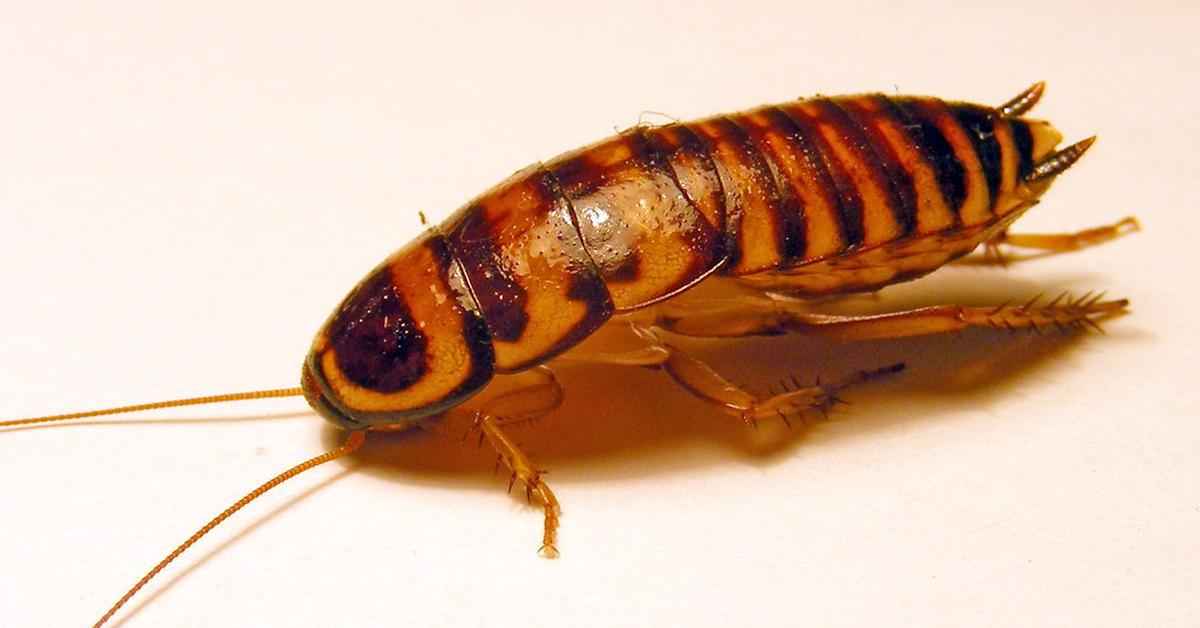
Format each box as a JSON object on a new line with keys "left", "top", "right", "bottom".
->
{"left": 654, "top": 292, "right": 1127, "bottom": 339}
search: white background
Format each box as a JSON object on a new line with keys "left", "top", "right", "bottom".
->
{"left": 1, "top": 2, "right": 1197, "bottom": 627}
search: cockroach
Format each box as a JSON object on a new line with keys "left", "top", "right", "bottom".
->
{"left": 2, "top": 82, "right": 1138, "bottom": 627}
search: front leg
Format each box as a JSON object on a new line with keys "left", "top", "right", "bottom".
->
{"left": 474, "top": 410, "right": 561, "bottom": 557}
{"left": 463, "top": 366, "right": 564, "bottom": 557}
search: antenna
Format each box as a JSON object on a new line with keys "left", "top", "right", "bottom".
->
{"left": 93, "top": 429, "right": 367, "bottom": 627}
{"left": 1, "top": 385, "right": 366, "bottom": 626}
{"left": 0, "top": 388, "right": 304, "bottom": 428}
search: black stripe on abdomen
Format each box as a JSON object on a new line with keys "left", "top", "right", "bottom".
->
{"left": 952, "top": 104, "right": 1003, "bottom": 202}
{"left": 835, "top": 96, "right": 919, "bottom": 237}
{"left": 891, "top": 97, "right": 967, "bottom": 220}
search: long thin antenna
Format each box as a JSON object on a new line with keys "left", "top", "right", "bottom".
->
{"left": 93, "top": 428, "right": 367, "bottom": 628}
{"left": 0, "top": 388, "right": 304, "bottom": 428}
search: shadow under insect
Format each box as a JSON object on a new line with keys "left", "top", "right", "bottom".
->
{"left": 339, "top": 265, "right": 1135, "bottom": 493}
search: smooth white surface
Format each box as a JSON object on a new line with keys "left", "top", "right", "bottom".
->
{"left": 1, "top": 2, "right": 1197, "bottom": 627}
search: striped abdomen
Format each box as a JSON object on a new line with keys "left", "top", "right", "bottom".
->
{"left": 693, "top": 94, "right": 1056, "bottom": 275}
{"left": 302, "top": 93, "right": 1064, "bottom": 427}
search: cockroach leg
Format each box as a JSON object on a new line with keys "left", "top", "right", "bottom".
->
{"left": 656, "top": 294, "right": 1129, "bottom": 340}
{"left": 977, "top": 216, "right": 1140, "bottom": 262}
{"left": 660, "top": 341, "right": 903, "bottom": 426}
{"left": 470, "top": 366, "right": 564, "bottom": 428}
{"left": 555, "top": 320, "right": 672, "bottom": 366}
{"left": 555, "top": 321, "right": 887, "bottom": 426}
{"left": 463, "top": 368, "right": 565, "bottom": 556}
{"left": 784, "top": 296, "right": 1129, "bottom": 339}
{"left": 473, "top": 410, "right": 561, "bottom": 557}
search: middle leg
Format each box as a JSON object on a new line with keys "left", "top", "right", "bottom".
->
{"left": 661, "top": 341, "right": 904, "bottom": 426}
{"left": 559, "top": 320, "right": 903, "bottom": 426}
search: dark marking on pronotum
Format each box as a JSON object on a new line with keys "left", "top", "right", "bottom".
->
{"left": 326, "top": 266, "right": 430, "bottom": 392}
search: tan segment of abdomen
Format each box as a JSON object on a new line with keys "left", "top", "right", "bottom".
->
{"left": 897, "top": 98, "right": 994, "bottom": 226}
{"left": 990, "top": 113, "right": 1043, "bottom": 217}
{"left": 547, "top": 131, "right": 724, "bottom": 311}
{"left": 992, "top": 114, "right": 1020, "bottom": 202}
{"left": 783, "top": 98, "right": 905, "bottom": 247}
{"left": 737, "top": 208, "right": 1027, "bottom": 296}
{"left": 441, "top": 165, "right": 614, "bottom": 373}
{"left": 686, "top": 116, "right": 793, "bottom": 275}
{"left": 735, "top": 106, "right": 846, "bottom": 262}
{"left": 641, "top": 124, "right": 726, "bottom": 241}
{"left": 836, "top": 95, "right": 958, "bottom": 235}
